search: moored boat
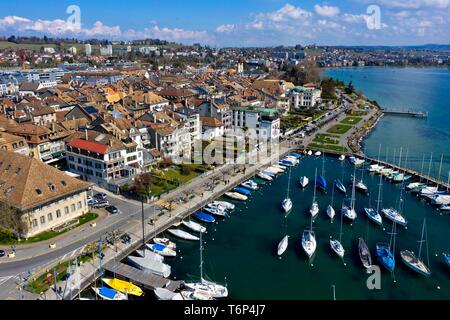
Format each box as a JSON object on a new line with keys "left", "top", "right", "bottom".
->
{"left": 146, "top": 244, "right": 177, "bottom": 257}
{"left": 153, "top": 238, "right": 176, "bottom": 250}
{"left": 136, "top": 249, "right": 165, "bottom": 261}
{"left": 193, "top": 212, "right": 216, "bottom": 223}
{"left": 401, "top": 250, "right": 431, "bottom": 277}
{"left": 209, "top": 201, "right": 235, "bottom": 211}
{"left": 382, "top": 208, "right": 407, "bottom": 227}
{"left": 257, "top": 172, "right": 273, "bottom": 181}
{"left": 127, "top": 255, "right": 171, "bottom": 278}
{"left": 299, "top": 176, "right": 309, "bottom": 188}
{"left": 376, "top": 242, "right": 395, "bottom": 273}
{"left": 92, "top": 286, "right": 127, "bottom": 300}
{"left": 335, "top": 179, "right": 346, "bottom": 194}
{"left": 338, "top": 155, "right": 346, "bottom": 161}
{"left": 102, "top": 278, "right": 143, "bottom": 296}
{"left": 277, "top": 235, "right": 289, "bottom": 256}
{"left": 302, "top": 229, "right": 317, "bottom": 258}
{"left": 234, "top": 187, "right": 252, "bottom": 196}
{"left": 225, "top": 192, "right": 248, "bottom": 201}
{"left": 167, "top": 229, "right": 200, "bottom": 241}
{"left": 182, "top": 220, "right": 207, "bottom": 233}
{"left": 358, "top": 238, "right": 372, "bottom": 269}
{"left": 241, "top": 180, "right": 258, "bottom": 191}
{"left": 443, "top": 253, "right": 450, "bottom": 267}
{"left": 204, "top": 206, "right": 228, "bottom": 217}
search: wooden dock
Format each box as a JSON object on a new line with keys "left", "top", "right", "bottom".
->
{"left": 103, "top": 262, "right": 182, "bottom": 292}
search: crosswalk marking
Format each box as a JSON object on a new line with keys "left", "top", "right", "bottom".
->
{"left": 0, "top": 276, "right": 12, "bottom": 287}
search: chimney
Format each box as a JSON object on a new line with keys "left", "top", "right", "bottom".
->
{"left": 109, "top": 139, "right": 113, "bottom": 147}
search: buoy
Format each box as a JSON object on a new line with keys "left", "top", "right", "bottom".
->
{"left": 212, "top": 238, "right": 215, "bottom": 241}
{"left": 437, "top": 286, "right": 441, "bottom": 290}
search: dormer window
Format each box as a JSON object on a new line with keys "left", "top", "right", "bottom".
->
{"left": 61, "top": 180, "right": 67, "bottom": 186}
{"left": 47, "top": 183, "right": 56, "bottom": 192}
{"left": 36, "top": 188, "right": 42, "bottom": 195}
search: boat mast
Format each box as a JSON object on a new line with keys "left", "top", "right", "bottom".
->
{"left": 200, "top": 228, "right": 204, "bottom": 282}
{"left": 332, "top": 285, "right": 336, "bottom": 301}
{"left": 437, "top": 154, "right": 444, "bottom": 190}
{"left": 331, "top": 182, "right": 335, "bottom": 207}
{"left": 339, "top": 202, "right": 344, "bottom": 243}
{"left": 376, "top": 174, "right": 383, "bottom": 213}
{"left": 313, "top": 168, "right": 318, "bottom": 204}
{"left": 287, "top": 168, "right": 291, "bottom": 199}
{"left": 351, "top": 167, "right": 356, "bottom": 209}
{"left": 427, "top": 152, "right": 433, "bottom": 179}
{"left": 418, "top": 219, "right": 426, "bottom": 261}
{"left": 419, "top": 154, "right": 425, "bottom": 183}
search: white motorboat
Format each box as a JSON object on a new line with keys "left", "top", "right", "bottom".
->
{"left": 440, "top": 204, "right": 450, "bottom": 211}
{"left": 338, "top": 155, "right": 346, "bottom": 161}
{"left": 224, "top": 192, "right": 248, "bottom": 201}
{"left": 273, "top": 164, "right": 287, "bottom": 171}
{"left": 204, "top": 206, "right": 228, "bottom": 217}
{"left": 349, "top": 157, "right": 365, "bottom": 166}
{"left": 277, "top": 235, "right": 289, "bottom": 256}
{"left": 146, "top": 243, "right": 177, "bottom": 257}
{"left": 167, "top": 229, "right": 200, "bottom": 241}
{"left": 315, "top": 151, "right": 322, "bottom": 157}
{"left": 127, "top": 255, "right": 171, "bottom": 278}
{"left": 382, "top": 208, "right": 408, "bottom": 227}
{"left": 330, "top": 239, "right": 345, "bottom": 258}
{"left": 431, "top": 195, "right": 450, "bottom": 206}
{"left": 241, "top": 180, "right": 258, "bottom": 190}
{"left": 406, "top": 182, "right": 425, "bottom": 191}
{"left": 299, "top": 176, "right": 309, "bottom": 188}
{"left": 154, "top": 288, "right": 183, "bottom": 301}
{"left": 420, "top": 186, "right": 439, "bottom": 197}
{"left": 369, "top": 164, "right": 385, "bottom": 172}
{"left": 264, "top": 167, "right": 281, "bottom": 175}
{"left": 268, "top": 166, "right": 285, "bottom": 174}
{"left": 257, "top": 172, "right": 273, "bottom": 181}
{"left": 302, "top": 230, "right": 317, "bottom": 258}
{"left": 153, "top": 238, "right": 176, "bottom": 250}
{"left": 136, "top": 249, "right": 165, "bottom": 262}
{"left": 307, "top": 150, "right": 313, "bottom": 156}
{"left": 182, "top": 220, "right": 207, "bottom": 233}
{"left": 209, "top": 201, "right": 235, "bottom": 211}
{"left": 180, "top": 289, "right": 215, "bottom": 301}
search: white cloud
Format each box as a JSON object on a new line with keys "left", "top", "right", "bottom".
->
{"left": 266, "top": 3, "right": 312, "bottom": 21}
{"left": 314, "top": 5, "right": 340, "bottom": 17}
{"left": 0, "top": 15, "right": 210, "bottom": 44}
{"left": 342, "top": 13, "right": 369, "bottom": 24}
{"left": 215, "top": 24, "right": 236, "bottom": 33}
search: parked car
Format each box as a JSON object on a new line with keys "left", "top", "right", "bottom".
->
{"left": 94, "top": 193, "right": 107, "bottom": 200}
{"left": 0, "top": 250, "right": 5, "bottom": 258}
{"left": 93, "top": 200, "right": 109, "bottom": 208}
{"left": 87, "top": 196, "right": 96, "bottom": 206}
{"left": 105, "top": 205, "right": 119, "bottom": 214}
{"left": 121, "top": 233, "right": 131, "bottom": 244}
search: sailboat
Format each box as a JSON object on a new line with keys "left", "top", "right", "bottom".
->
{"left": 302, "top": 215, "right": 317, "bottom": 259}
{"left": 330, "top": 203, "right": 345, "bottom": 258}
{"left": 281, "top": 168, "right": 293, "bottom": 213}
{"left": 400, "top": 219, "right": 431, "bottom": 277}
{"left": 146, "top": 243, "right": 177, "bottom": 257}
{"left": 443, "top": 253, "right": 450, "bottom": 267}
{"left": 316, "top": 153, "right": 327, "bottom": 192}
{"left": 382, "top": 184, "right": 408, "bottom": 227}
{"left": 92, "top": 240, "right": 128, "bottom": 300}
{"left": 310, "top": 168, "right": 319, "bottom": 218}
{"left": 364, "top": 175, "right": 383, "bottom": 226}
{"left": 102, "top": 278, "right": 143, "bottom": 297}
{"left": 182, "top": 220, "right": 207, "bottom": 233}
{"left": 183, "top": 231, "right": 228, "bottom": 298}
{"left": 343, "top": 168, "right": 357, "bottom": 221}
{"left": 376, "top": 222, "right": 396, "bottom": 273}
{"left": 327, "top": 182, "right": 336, "bottom": 220}
{"left": 358, "top": 238, "right": 372, "bottom": 269}
{"left": 153, "top": 238, "right": 176, "bottom": 250}
{"left": 299, "top": 176, "right": 309, "bottom": 189}
{"left": 209, "top": 201, "right": 235, "bottom": 211}
{"left": 277, "top": 235, "right": 289, "bottom": 256}
{"left": 335, "top": 179, "right": 346, "bottom": 194}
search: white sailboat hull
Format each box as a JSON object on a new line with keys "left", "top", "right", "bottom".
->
{"left": 182, "top": 221, "right": 207, "bottom": 233}
{"left": 277, "top": 236, "right": 289, "bottom": 256}
{"left": 167, "top": 229, "right": 200, "bottom": 241}
{"left": 327, "top": 205, "right": 335, "bottom": 219}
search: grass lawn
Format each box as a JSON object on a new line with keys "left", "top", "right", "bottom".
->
{"left": 351, "top": 111, "right": 368, "bottom": 117}
{"left": 0, "top": 213, "right": 98, "bottom": 245}
{"left": 308, "top": 143, "right": 348, "bottom": 153}
{"left": 327, "top": 124, "right": 353, "bottom": 135}
{"left": 313, "top": 134, "right": 340, "bottom": 145}
{"left": 340, "top": 117, "right": 363, "bottom": 126}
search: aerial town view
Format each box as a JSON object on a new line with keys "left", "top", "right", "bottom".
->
{"left": 0, "top": 0, "right": 449, "bottom": 307}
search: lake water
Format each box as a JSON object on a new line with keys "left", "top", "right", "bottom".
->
{"left": 325, "top": 67, "right": 450, "bottom": 182}
{"left": 167, "top": 156, "right": 450, "bottom": 300}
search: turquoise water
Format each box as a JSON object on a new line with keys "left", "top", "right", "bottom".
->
{"left": 325, "top": 67, "right": 450, "bottom": 182}
{"left": 168, "top": 156, "right": 450, "bottom": 300}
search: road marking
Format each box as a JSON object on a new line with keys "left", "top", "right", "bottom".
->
{"left": 0, "top": 276, "right": 12, "bottom": 287}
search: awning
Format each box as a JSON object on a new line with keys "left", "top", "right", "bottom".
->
{"left": 52, "top": 150, "right": 65, "bottom": 157}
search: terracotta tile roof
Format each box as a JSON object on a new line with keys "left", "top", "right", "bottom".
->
{"left": 201, "top": 116, "right": 224, "bottom": 128}
{"left": 0, "top": 150, "right": 91, "bottom": 211}
{"left": 68, "top": 138, "right": 109, "bottom": 154}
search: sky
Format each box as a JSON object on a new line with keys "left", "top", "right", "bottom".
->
{"left": 0, "top": 0, "right": 450, "bottom": 47}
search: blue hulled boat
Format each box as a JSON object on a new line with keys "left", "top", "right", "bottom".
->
{"left": 376, "top": 243, "right": 395, "bottom": 272}
{"left": 444, "top": 253, "right": 450, "bottom": 267}
{"left": 234, "top": 187, "right": 252, "bottom": 196}
{"left": 193, "top": 212, "right": 216, "bottom": 223}
{"left": 316, "top": 176, "right": 327, "bottom": 192}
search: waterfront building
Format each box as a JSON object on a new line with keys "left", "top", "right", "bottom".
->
{"left": 0, "top": 150, "right": 91, "bottom": 238}
{"left": 66, "top": 131, "right": 143, "bottom": 189}
{"left": 231, "top": 107, "right": 281, "bottom": 141}
{"left": 85, "top": 44, "right": 92, "bottom": 56}
{"left": 288, "top": 86, "right": 321, "bottom": 110}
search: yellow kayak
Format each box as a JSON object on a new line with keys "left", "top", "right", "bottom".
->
{"left": 102, "top": 278, "right": 143, "bottom": 297}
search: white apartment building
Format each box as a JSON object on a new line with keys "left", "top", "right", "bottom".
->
{"left": 232, "top": 107, "right": 281, "bottom": 141}
{"left": 289, "top": 86, "right": 321, "bottom": 110}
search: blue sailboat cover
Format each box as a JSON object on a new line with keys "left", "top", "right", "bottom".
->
{"left": 194, "top": 212, "right": 215, "bottom": 223}
{"left": 99, "top": 286, "right": 117, "bottom": 299}
{"left": 316, "top": 176, "right": 327, "bottom": 190}
{"left": 376, "top": 246, "right": 395, "bottom": 272}
{"left": 290, "top": 152, "right": 301, "bottom": 158}
{"left": 151, "top": 244, "right": 166, "bottom": 252}
{"left": 234, "top": 187, "right": 251, "bottom": 196}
